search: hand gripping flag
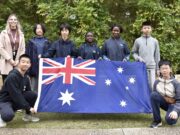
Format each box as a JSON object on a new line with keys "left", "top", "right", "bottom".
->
{"left": 34, "top": 57, "right": 152, "bottom": 113}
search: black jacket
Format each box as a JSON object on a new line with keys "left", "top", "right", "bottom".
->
{"left": 78, "top": 43, "right": 101, "bottom": 60}
{"left": 26, "top": 37, "right": 51, "bottom": 77}
{"left": 43, "top": 38, "right": 77, "bottom": 58}
{"left": 0, "top": 69, "right": 31, "bottom": 110}
{"left": 102, "top": 37, "right": 130, "bottom": 61}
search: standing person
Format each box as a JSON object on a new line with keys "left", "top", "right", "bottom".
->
{"left": 78, "top": 32, "right": 101, "bottom": 60}
{"left": 0, "top": 14, "right": 25, "bottom": 83}
{"left": 132, "top": 21, "right": 160, "bottom": 90}
{"left": 150, "top": 60, "right": 180, "bottom": 128}
{"left": 0, "top": 54, "right": 39, "bottom": 128}
{"left": 26, "top": 23, "right": 51, "bottom": 91}
{"left": 42, "top": 23, "right": 77, "bottom": 58}
{"left": 102, "top": 24, "right": 130, "bottom": 61}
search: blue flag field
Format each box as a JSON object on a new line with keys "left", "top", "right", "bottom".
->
{"left": 34, "top": 57, "right": 152, "bottom": 113}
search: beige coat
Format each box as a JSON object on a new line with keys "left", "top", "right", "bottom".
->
{"left": 0, "top": 30, "right": 25, "bottom": 75}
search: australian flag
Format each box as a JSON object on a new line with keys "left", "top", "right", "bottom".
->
{"left": 34, "top": 56, "right": 152, "bottom": 113}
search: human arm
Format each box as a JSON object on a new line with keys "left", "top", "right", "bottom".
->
{"left": 123, "top": 42, "right": 130, "bottom": 61}
{"left": 70, "top": 42, "right": 78, "bottom": 58}
{"left": 14, "top": 34, "right": 26, "bottom": 66}
{"left": 101, "top": 42, "right": 110, "bottom": 60}
{"left": 78, "top": 44, "right": 85, "bottom": 59}
{"left": 97, "top": 46, "right": 102, "bottom": 60}
{"left": 42, "top": 41, "right": 56, "bottom": 58}
{"left": 0, "top": 32, "right": 14, "bottom": 62}
{"left": 6, "top": 75, "right": 31, "bottom": 110}
{"left": 172, "top": 80, "right": 180, "bottom": 113}
{"left": 154, "top": 39, "right": 160, "bottom": 71}
{"left": 166, "top": 80, "right": 180, "bottom": 119}
{"left": 132, "top": 40, "right": 145, "bottom": 62}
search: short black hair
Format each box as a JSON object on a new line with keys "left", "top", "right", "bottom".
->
{"left": 59, "top": 23, "right": 71, "bottom": 33}
{"left": 85, "top": 31, "right": 94, "bottom": 37}
{"left": 142, "top": 21, "right": 151, "bottom": 27}
{"left": 33, "top": 23, "right": 46, "bottom": 35}
{"left": 158, "top": 60, "right": 171, "bottom": 68}
{"left": 110, "top": 24, "right": 123, "bottom": 33}
{"left": 19, "top": 54, "right": 31, "bottom": 62}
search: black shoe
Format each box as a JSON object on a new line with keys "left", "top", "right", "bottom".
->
{"left": 150, "top": 121, "right": 162, "bottom": 128}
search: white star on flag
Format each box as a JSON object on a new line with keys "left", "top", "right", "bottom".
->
{"left": 117, "top": 67, "right": 124, "bottom": 73}
{"left": 58, "top": 89, "right": 75, "bottom": 106}
{"left": 129, "top": 77, "right": 136, "bottom": 84}
{"left": 105, "top": 79, "right": 111, "bottom": 86}
{"left": 125, "top": 86, "right": 129, "bottom": 90}
{"left": 120, "top": 100, "right": 127, "bottom": 107}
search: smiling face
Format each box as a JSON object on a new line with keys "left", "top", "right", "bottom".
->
{"left": 8, "top": 15, "right": 18, "bottom": 30}
{"left": 18, "top": 57, "right": 31, "bottom": 73}
{"left": 85, "top": 32, "right": 94, "bottom": 43}
{"left": 112, "top": 26, "right": 120, "bottom": 38}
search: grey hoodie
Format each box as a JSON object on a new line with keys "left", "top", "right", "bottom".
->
{"left": 132, "top": 35, "right": 160, "bottom": 69}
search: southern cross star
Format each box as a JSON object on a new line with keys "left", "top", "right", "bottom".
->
{"left": 58, "top": 89, "right": 75, "bottom": 106}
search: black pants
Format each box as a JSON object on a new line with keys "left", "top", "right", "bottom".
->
{"left": 2, "top": 75, "right": 7, "bottom": 83}
{"left": 0, "top": 91, "right": 37, "bottom": 122}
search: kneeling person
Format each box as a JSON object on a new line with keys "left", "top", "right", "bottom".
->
{"left": 150, "top": 60, "right": 180, "bottom": 128}
{"left": 0, "top": 54, "right": 39, "bottom": 128}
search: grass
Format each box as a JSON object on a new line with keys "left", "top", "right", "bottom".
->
{"left": 7, "top": 110, "right": 180, "bottom": 129}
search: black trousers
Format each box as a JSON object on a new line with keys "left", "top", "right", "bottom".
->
{"left": 0, "top": 91, "right": 37, "bottom": 122}
{"left": 2, "top": 75, "right": 7, "bottom": 83}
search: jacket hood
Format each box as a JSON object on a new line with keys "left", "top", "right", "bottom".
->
{"left": 9, "top": 68, "right": 23, "bottom": 78}
{"left": 158, "top": 77, "right": 175, "bottom": 84}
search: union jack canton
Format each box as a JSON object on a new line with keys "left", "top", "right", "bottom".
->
{"left": 34, "top": 57, "right": 152, "bottom": 113}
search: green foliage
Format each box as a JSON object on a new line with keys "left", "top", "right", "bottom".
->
{"left": 104, "top": 0, "right": 139, "bottom": 48}
{"left": 0, "top": 0, "right": 179, "bottom": 72}
{"left": 0, "top": 0, "right": 41, "bottom": 39}
{"left": 37, "top": 0, "right": 111, "bottom": 46}
{"left": 131, "top": 0, "right": 180, "bottom": 72}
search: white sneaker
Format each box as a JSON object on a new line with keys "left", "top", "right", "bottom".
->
{"left": 17, "top": 109, "right": 23, "bottom": 113}
{"left": 0, "top": 114, "right": 7, "bottom": 128}
{"left": 22, "top": 114, "right": 40, "bottom": 122}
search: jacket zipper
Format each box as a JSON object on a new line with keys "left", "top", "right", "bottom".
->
{"left": 164, "top": 80, "right": 166, "bottom": 96}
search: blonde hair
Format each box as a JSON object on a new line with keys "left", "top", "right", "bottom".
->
{"left": 5, "top": 14, "right": 22, "bottom": 34}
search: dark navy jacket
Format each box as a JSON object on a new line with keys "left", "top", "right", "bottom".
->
{"left": 102, "top": 37, "right": 130, "bottom": 61}
{"left": 0, "top": 69, "right": 32, "bottom": 110}
{"left": 43, "top": 39, "right": 77, "bottom": 58}
{"left": 26, "top": 37, "right": 51, "bottom": 77}
{"left": 78, "top": 43, "right": 101, "bottom": 60}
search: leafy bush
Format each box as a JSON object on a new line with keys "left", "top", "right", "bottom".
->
{"left": 37, "top": 0, "right": 111, "bottom": 46}
{"left": 131, "top": 0, "right": 180, "bottom": 72}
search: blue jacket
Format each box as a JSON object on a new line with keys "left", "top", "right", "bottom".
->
{"left": 102, "top": 37, "right": 130, "bottom": 61}
{"left": 78, "top": 43, "right": 101, "bottom": 60}
{"left": 26, "top": 37, "right": 51, "bottom": 77}
{"left": 43, "top": 38, "right": 77, "bottom": 58}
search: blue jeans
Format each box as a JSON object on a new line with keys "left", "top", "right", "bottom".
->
{"left": 151, "top": 91, "right": 179, "bottom": 125}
